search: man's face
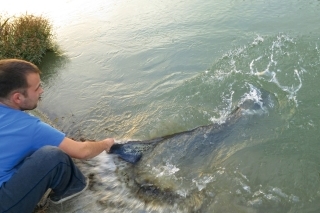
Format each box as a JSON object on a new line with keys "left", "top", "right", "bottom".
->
{"left": 19, "top": 72, "right": 43, "bottom": 110}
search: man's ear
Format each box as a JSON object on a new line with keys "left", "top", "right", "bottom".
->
{"left": 10, "top": 92, "right": 24, "bottom": 105}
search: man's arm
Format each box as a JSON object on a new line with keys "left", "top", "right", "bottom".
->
{"left": 58, "top": 137, "right": 114, "bottom": 159}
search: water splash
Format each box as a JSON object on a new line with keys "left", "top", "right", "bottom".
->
{"left": 192, "top": 175, "right": 216, "bottom": 191}
{"left": 152, "top": 161, "right": 180, "bottom": 178}
{"left": 248, "top": 34, "right": 304, "bottom": 106}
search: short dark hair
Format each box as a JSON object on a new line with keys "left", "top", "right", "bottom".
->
{"left": 0, "top": 59, "right": 41, "bottom": 99}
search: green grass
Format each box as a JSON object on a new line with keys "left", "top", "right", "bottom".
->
{"left": 0, "top": 14, "right": 56, "bottom": 64}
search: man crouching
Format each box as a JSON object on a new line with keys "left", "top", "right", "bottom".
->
{"left": 0, "top": 59, "right": 114, "bottom": 213}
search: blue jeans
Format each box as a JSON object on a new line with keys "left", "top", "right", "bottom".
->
{"left": 0, "top": 146, "right": 87, "bottom": 213}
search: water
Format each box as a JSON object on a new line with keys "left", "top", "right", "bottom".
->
{"left": 2, "top": 0, "right": 320, "bottom": 212}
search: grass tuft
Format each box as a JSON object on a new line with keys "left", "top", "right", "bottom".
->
{"left": 0, "top": 13, "right": 56, "bottom": 64}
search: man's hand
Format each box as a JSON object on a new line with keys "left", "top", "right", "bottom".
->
{"left": 102, "top": 138, "right": 114, "bottom": 153}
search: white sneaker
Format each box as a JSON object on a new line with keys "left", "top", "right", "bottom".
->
{"left": 50, "top": 178, "right": 89, "bottom": 204}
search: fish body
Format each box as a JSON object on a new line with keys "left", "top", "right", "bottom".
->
{"left": 108, "top": 88, "right": 277, "bottom": 209}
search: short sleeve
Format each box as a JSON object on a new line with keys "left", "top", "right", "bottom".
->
{"left": 32, "top": 119, "right": 66, "bottom": 148}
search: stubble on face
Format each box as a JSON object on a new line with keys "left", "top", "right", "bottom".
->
{"left": 20, "top": 73, "right": 43, "bottom": 110}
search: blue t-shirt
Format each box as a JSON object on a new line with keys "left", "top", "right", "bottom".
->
{"left": 0, "top": 105, "right": 65, "bottom": 187}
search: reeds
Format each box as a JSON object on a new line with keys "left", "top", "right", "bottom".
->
{"left": 0, "top": 14, "right": 55, "bottom": 64}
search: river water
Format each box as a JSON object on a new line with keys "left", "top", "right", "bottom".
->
{"left": 2, "top": 0, "right": 320, "bottom": 212}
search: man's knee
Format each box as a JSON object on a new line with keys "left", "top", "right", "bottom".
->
{"left": 32, "top": 146, "right": 70, "bottom": 165}
{"left": 37, "top": 145, "right": 61, "bottom": 154}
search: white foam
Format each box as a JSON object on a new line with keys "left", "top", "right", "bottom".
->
{"left": 192, "top": 175, "right": 216, "bottom": 191}
{"left": 151, "top": 161, "right": 180, "bottom": 178}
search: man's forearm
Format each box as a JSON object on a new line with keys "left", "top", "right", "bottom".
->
{"left": 59, "top": 137, "right": 114, "bottom": 159}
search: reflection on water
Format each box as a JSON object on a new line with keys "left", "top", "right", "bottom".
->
{"left": 38, "top": 51, "right": 69, "bottom": 85}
